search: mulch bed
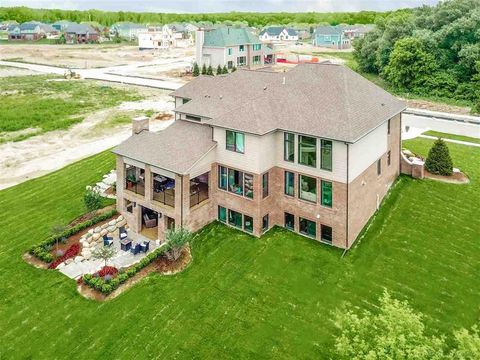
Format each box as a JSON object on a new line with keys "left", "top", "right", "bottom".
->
{"left": 67, "top": 205, "right": 116, "bottom": 227}
{"left": 77, "top": 245, "right": 192, "bottom": 302}
{"left": 424, "top": 170, "right": 469, "bottom": 184}
{"left": 22, "top": 253, "right": 49, "bottom": 269}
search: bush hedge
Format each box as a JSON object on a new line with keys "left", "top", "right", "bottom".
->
{"left": 83, "top": 245, "right": 168, "bottom": 294}
{"left": 30, "top": 209, "right": 118, "bottom": 263}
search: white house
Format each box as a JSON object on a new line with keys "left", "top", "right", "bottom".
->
{"left": 259, "top": 27, "right": 299, "bottom": 42}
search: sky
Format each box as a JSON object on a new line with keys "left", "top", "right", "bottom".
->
{"left": 1, "top": 0, "right": 441, "bottom": 13}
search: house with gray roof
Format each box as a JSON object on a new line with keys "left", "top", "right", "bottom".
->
{"left": 110, "top": 22, "right": 146, "bottom": 41}
{"left": 195, "top": 26, "right": 267, "bottom": 69}
{"left": 8, "top": 22, "right": 43, "bottom": 41}
{"left": 259, "top": 26, "right": 299, "bottom": 42}
{"left": 64, "top": 23, "right": 98, "bottom": 43}
{"left": 313, "top": 24, "right": 374, "bottom": 49}
{"left": 113, "top": 62, "right": 405, "bottom": 249}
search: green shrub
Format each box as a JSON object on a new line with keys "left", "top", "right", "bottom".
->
{"left": 192, "top": 62, "right": 200, "bottom": 77}
{"left": 425, "top": 138, "right": 453, "bottom": 176}
{"left": 83, "top": 187, "right": 103, "bottom": 213}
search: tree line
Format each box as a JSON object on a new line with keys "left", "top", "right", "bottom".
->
{"left": 353, "top": 0, "right": 480, "bottom": 113}
{"left": 0, "top": 6, "right": 396, "bottom": 27}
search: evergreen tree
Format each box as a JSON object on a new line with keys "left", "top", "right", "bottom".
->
{"left": 425, "top": 138, "right": 453, "bottom": 176}
{"left": 206, "top": 65, "right": 214, "bottom": 76}
{"left": 222, "top": 65, "right": 228, "bottom": 74}
{"left": 231, "top": 65, "right": 237, "bottom": 72}
{"left": 201, "top": 64, "right": 207, "bottom": 75}
{"left": 192, "top": 62, "right": 200, "bottom": 76}
{"left": 216, "top": 64, "right": 223, "bottom": 75}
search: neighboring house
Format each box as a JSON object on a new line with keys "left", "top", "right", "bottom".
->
{"left": 196, "top": 27, "right": 266, "bottom": 69}
{"left": 138, "top": 24, "right": 192, "bottom": 50}
{"left": 313, "top": 26, "right": 350, "bottom": 49}
{"left": 0, "top": 20, "right": 18, "bottom": 31}
{"left": 259, "top": 27, "right": 299, "bottom": 42}
{"left": 64, "top": 23, "right": 98, "bottom": 44}
{"left": 110, "top": 22, "right": 146, "bottom": 41}
{"left": 313, "top": 24, "right": 374, "bottom": 49}
{"left": 8, "top": 22, "right": 43, "bottom": 41}
{"left": 52, "top": 20, "right": 72, "bottom": 32}
{"left": 113, "top": 63, "right": 405, "bottom": 249}
{"left": 297, "top": 29, "right": 311, "bottom": 40}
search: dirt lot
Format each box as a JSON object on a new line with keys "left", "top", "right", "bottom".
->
{"left": 0, "top": 43, "right": 195, "bottom": 69}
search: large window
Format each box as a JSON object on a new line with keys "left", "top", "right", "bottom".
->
{"left": 239, "top": 45, "right": 244, "bottom": 52}
{"left": 321, "top": 180, "right": 332, "bottom": 208}
{"left": 284, "top": 132, "right": 295, "bottom": 162}
{"left": 244, "top": 215, "right": 253, "bottom": 233}
{"left": 299, "top": 218, "right": 316, "bottom": 238}
{"left": 253, "top": 44, "right": 261, "bottom": 51}
{"left": 284, "top": 171, "right": 294, "bottom": 196}
{"left": 228, "top": 209, "right": 243, "bottom": 228}
{"left": 321, "top": 225, "right": 332, "bottom": 243}
{"left": 218, "top": 165, "right": 253, "bottom": 199}
{"left": 262, "top": 172, "right": 269, "bottom": 198}
{"left": 299, "top": 175, "right": 317, "bottom": 203}
{"left": 227, "top": 48, "right": 232, "bottom": 55}
{"left": 262, "top": 214, "right": 269, "bottom": 233}
{"left": 244, "top": 173, "right": 254, "bottom": 199}
{"left": 298, "top": 136, "right": 316, "bottom": 167}
{"left": 218, "top": 166, "right": 228, "bottom": 190}
{"left": 218, "top": 206, "right": 227, "bottom": 223}
{"left": 237, "top": 56, "right": 246, "bottom": 66}
{"left": 228, "top": 168, "right": 244, "bottom": 195}
{"left": 253, "top": 55, "right": 261, "bottom": 65}
{"left": 226, "top": 130, "right": 245, "bottom": 153}
{"left": 284, "top": 212, "right": 294, "bottom": 230}
{"left": 321, "top": 139, "right": 332, "bottom": 171}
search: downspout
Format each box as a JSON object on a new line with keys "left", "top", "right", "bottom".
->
{"left": 342, "top": 143, "right": 350, "bottom": 257}
{"left": 180, "top": 175, "right": 184, "bottom": 228}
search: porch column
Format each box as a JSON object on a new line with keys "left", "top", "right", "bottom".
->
{"left": 173, "top": 174, "right": 191, "bottom": 229}
{"left": 157, "top": 213, "right": 166, "bottom": 243}
{"left": 144, "top": 165, "right": 152, "bottom": 201}
{"left": 116, "top": 156, "right": 125, "bottom": 213}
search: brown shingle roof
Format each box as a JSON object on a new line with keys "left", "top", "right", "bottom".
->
{"left": 112, "top": 120, "right": 216, "bottom": 174}
{"left": 171, "top": 63, "right": 406, "bottom": 143}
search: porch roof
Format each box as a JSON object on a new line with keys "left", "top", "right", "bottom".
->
{"left": 113, "top": 120, "right": 217, "bottom": 175}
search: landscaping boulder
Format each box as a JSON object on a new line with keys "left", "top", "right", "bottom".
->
{"left": 100, "top": 229, "right": 108, "bottom": 237}
{"left": 108, "top": 220, "right": 116, "bottom": 227}
{"left": 93, "top": 226, "right": 101, "bottom": 233}
{"left": 92, "top": 233, "right": 101, "bottom": 241}
{"left": 101, "top": 223, "right": 109, "bottom": 230}
{"left": 108, "top": 225, "right": 117, "bottom": 233}
{"left": 116, "top": 215, "right": 124, "bottom": 222}
{"left": 117, "top": 219, "right": 127, "bottom": 227}
{"left": 88, "top": 229, "right": 94, "bottom": 235}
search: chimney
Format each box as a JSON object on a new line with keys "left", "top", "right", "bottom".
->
{"left": 132, "top": 116, "right": 149, "bottom": 135}
{"left": 195, "top": 28, "right": 205, "bottom": 66}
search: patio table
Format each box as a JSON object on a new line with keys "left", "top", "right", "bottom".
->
{"left": 120, "top": 238, "right": 132, "bottom": 251}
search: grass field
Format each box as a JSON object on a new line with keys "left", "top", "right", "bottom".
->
{"left": 0, "top": 75, "right": 142, "bottom": 142}
{"left": 0, "top": 138, "right": 478, "bottom": 358}
{"left": 423, "top": 130, "right": 480, "bottom": 145}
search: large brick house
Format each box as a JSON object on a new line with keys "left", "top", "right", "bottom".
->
{"left": 113, "top": 63, "right": 405, "bottom": 249}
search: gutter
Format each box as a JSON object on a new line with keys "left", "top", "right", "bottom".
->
{"left": 345, "top": 143, "right": 350, "bottom": 252}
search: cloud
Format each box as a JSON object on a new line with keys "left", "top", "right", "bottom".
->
{"left": 1, "top": 0, "right": 441, "bottom": 13}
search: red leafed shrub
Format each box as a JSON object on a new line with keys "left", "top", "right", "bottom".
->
{"left": 97, "top": 266, "right": 118, "bottom": 278}
{"left": 49, "top": 243, "right": 80, "bottom": 269}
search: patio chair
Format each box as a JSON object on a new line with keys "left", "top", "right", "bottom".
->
{"left": 119, "top": 226, "right": 128, "bottom": 240}
{"left": 140, "top": 241, "right": 150, "bottom": 253}
{"left": 130, "top": 243, "right": 141, "bottom": 255}
{"left": 143, "top": 214, "right": 157, "bottom": 228}
{"left": 103, "top": 234, "right": 113, "bottom": 247}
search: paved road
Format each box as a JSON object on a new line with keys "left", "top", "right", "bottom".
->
{"left": 0, "top": 58, "right": 191, "bottom": 90}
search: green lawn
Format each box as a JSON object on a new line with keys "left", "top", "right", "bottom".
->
{"left": 423, "top": 130, "right": 480, "bottom": 145}
{"left": 0, "top": 138, "right": 479, "bottom": 358}
{"left": 0, "top": 75, "right": 142, "bottom": 142}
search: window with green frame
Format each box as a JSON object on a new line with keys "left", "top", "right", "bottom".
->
{"left": 228, "top": 209, "right": 243, "bottom": 228}
{"left": 284, "top": 171, "right": 294, "bottom": 196}
{"left": 218, "top": 206, "right": 227, "bottom": 223}
{"left": 227, "top": 48, "right": 232, "bottom": 55}
{"left": 299, "top": 174, "right": 317, "bottom": 203}
{"left": 218, "top": 166, "right": 227, "bottom": 190}
{"left": 226, "top": 130, "right": 245, "bottom": 153}
{"left": 298, "top": 135, "right": 316, "bottom": 167}
{"left": 321, "top": 139, "right": 332, "bottom": 171}
{"left": 299, "top": 217, "right": 316, "bottom": 238}
{"left": 284, "top": 132, "right": 294, "bottom": 162}
{"left": 321, "top": 180, "right": 332, "bottom": 207}
{"left": 244, "top": 215, "right": 253, "bottom": 233}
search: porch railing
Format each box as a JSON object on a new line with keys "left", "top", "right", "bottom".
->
{"left": 190, "top": 188, "right": 209, "bottom": 208}
{"left": 153, "top": 190, "right": 175, "bottom": 207}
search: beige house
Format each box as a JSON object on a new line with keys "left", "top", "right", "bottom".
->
{"left": 113, "top": 63, "right": 405, "bottom": 249}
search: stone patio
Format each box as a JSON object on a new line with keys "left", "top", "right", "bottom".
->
{"left": 59, "top": 222, "right": 162, "bottom": 280}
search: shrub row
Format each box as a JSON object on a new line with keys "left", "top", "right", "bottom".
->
{"left": 30, "top": 209, "right": 118, "bottom": 264}
{"left": 83, "top": 245, "right": 168, "bottom": 295}
{"left": 48, "top": 244, "right": 80, "bottom": 269}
